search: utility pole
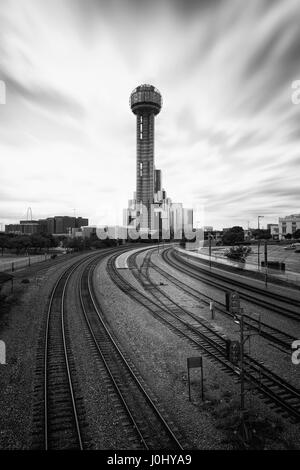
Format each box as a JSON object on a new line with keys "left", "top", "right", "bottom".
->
{"left": 257, "top": 216, "right": 264, "bottom": 271}
{"left": 264, "top": 239, "right": 268, "bottom": 287}
{"left": 208, "top": 233, "right": 212, "bottom": 268}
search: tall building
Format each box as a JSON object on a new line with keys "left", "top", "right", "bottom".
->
{"left": 130, "top": 84, "right": 162, "bottom": 230}
{"left": 124, "top": 84, "right": 193, "bottom": 241}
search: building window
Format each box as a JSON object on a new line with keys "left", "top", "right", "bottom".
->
{"left": 140, "top": 115, "right": 143, "bottom": 139}
{"left": 139, "top": 162, "right": 143, "bottom": 177}
{"left": 282, "top": 226, "right": 286, "bottom": 234}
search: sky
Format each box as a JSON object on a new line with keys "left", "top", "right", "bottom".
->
{"left": 0, "top": 0, "right": 300, "bottom": 230}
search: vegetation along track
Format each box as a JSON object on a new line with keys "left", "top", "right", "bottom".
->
{"left": 107, "top": 249, "right": 300, "bottom": 423}
{"left": 138, "top": 248, "right": 297, "bottom": 352}
{"left": 79, "top": 253, "right": 185, "bottom": 450}
{"left": 165, "top": 247, "right": 300, "bottom": 322}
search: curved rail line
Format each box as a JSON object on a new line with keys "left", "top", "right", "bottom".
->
{"left": 44, "top": 259, "right": 86, "bottom": 450}
{"left": 108, "top": 249, "right": 300, "bottom": 423}
{"left": 139, "top": 248, "right": 297, "bottom": 351}
{"left": 80, "top": 254, "right": 184, "bottom": 450}
{"left": 168, "top": 248, "right": 300, "bottom": 321}
{"left": 35, "top": 249, "right": 128, "bottom": 450}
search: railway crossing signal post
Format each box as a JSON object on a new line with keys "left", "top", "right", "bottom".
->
{"left": 187, "top": 357, "right": 204, "bottom": 402}
{"left": 226, "top": 291, "right": 261, "bottom": 446}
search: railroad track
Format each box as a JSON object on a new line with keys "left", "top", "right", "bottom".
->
{"left": 166, "top": 248, "right": 300, "bottom": 322}
{"left": 135, "top": 248, "right": 296, "bottom": 351}
{"left": 33, "top": 248, "right": 128, "bottom": 450}
{"left": 108, "top": 250, "right": 300, "bottom": 423}
{"left": 34, "top": 259, "right": 87, "bottom": 450}
{"left": 80, "top": 255, "right": 185, "bottom": 450}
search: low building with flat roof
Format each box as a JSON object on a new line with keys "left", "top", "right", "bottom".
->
{"left": 278, "top": 214, "right": 300, "bottom": 239}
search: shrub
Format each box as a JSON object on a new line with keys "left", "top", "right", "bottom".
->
{"left": 225, "top": 246, "right": 252, "bottom": 262}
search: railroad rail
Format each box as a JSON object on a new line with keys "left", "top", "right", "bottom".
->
{"left": 136, "top": 248, "right": 297, "bottom": 351}
{"left": 80, "top": 255, "right": 185, "bottom": 450}
{"left": 166, "top": 248, "right": 300, "bottom": 322}
{"left": 33, "top": 249, "right": 127, "bottom": 449}
{"left": 42, "top": 259, "right": 86, "bottom": 450}
{"left": 108, "top": 250, "right": 300, "bottom": 423}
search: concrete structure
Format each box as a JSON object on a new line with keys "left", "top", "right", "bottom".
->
{"left": 278, "top": 214, "right": 300, "bottom": 239}
{"left": 81, "top": 226, "right": 97, "bottom": 238}
{"left": 267, "top": 223, "right": 279, "bottom": 240}
{"left": 5, "top": 216, "right": 88, "bottom": 236}
{"left": 154, "top": 169, "right": 162, "bottom": 193}
{"left": 5, "top": 220, "right": 40, "bottom": 235}
{"left": 124, "top": 84, "right": 194, "bottom": 240}
{"left": 130, "top": 84, "right": 162, "bottom": 230}
{"left": 44, "top": 216, "right": 88, "bottom": 235}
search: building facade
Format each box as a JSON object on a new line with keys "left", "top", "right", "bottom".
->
{"left": 5, "top": 216, "right": 89, "bottom": 236}
{"left": 278, "top": 214, "right": 300, "bottom": 239}
{"left": 267, "top": 223, "right": 279, "bottom": 240}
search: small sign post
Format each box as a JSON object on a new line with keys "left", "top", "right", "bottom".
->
{"left": 187, "top": 356, "right": 204, "bottom": 401}
{"left": 210, "top": 301, "right": 215, "bottom": 320}
{"left": 0, "top": 340, "right": 6, "bottom": 365}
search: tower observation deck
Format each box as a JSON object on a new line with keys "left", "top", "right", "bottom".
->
{"left": 130, "top": 84, "right": 162, "bottom": 230}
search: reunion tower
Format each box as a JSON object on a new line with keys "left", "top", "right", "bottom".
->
{"left": 130, "top": 84, "right": 162, "bottom": 230}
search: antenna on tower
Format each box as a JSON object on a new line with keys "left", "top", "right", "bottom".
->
{"left": 27, "top": 207, "right": 32, "bottom": 221}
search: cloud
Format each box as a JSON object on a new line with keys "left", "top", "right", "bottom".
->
{"left": 0, "top": 0, "right": 299, "bottom": 229}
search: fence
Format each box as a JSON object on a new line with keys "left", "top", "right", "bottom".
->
{"left": 0, "top": 254, "right": 51, "bottom": 273}
{"left": 178, "top": 248, "right": 300, "bottom": 286}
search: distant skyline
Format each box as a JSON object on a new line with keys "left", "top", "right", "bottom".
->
{"left": 0, "top": 0, "right": 300, "bottom": 230}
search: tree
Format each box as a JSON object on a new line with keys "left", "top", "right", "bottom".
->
{"left": 0, "top": 235, "right": 8, "bottom": 256}
{"left": 30, "top": 234, "right": 46, "bottom": 252}
{"left": 222, "top": 226, "right": 244, "bottom": 245}
{"left": 251, "top": 229, "right": 271, "bottom": 240}
{"left": 91, "top": 239, "right": 107, "bottom": 249}
{"left": 10, "top": 236, "right": 32, "bottom": 255}
{"left": 225, "top": 245, "right": 252, "bottom": 262}
{"left": 65, "top": 238, "right": 84, "bottom": 252}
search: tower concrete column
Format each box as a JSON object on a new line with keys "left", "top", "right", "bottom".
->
{"left": 130, "top": 84, "right": 162, "bottom": 232}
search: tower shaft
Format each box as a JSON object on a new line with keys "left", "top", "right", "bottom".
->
{"left": 136, "top": 112, "right": 155, "bottom": 229}
{"left": 130, "top": 84, "right": 162, "bottom": 232}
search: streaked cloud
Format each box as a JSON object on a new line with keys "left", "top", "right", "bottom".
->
{"left": 0, "top": 0, "right": 299, "bottom": 229}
